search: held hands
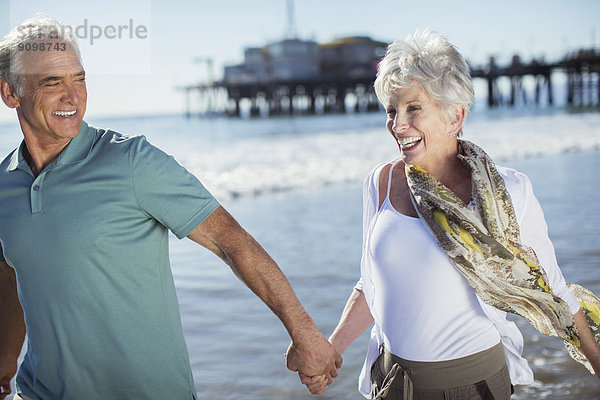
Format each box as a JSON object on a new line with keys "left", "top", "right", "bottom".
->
{"left": 285, "top": 332, "right": 342, "bottom": 395}
{"left": 299, "top": 372, "right": 329, "bottom": 395}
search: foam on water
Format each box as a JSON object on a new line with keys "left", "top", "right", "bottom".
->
{"left": 176, "top": 111, "right": 600, "bottom": 201}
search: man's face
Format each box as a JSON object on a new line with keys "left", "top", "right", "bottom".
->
{"left": 15, "top": 41, "right": 87, "bottom": 144}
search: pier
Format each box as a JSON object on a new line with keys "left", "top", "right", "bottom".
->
{"left": 182, "top": 36, "right": 388, "bottom": 117}
{"left": 181, "top": 42, "right": 600, "bottom": 117}
{"left": 470, "top": 49, "right": 600, "bottom": 108}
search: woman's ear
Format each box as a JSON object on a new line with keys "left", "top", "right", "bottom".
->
{"left": 448, "top": 104, "right": 466, "bottom": 136}
{"left": 0, "top": 78, "right": 20, "bottom": 109}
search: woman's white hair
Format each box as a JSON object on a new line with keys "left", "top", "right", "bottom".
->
{"left": 0, "top": 15, "right": 82, "bottom": 96}
{"left": 374, "top": 30, "right": 474, "bottom": 130}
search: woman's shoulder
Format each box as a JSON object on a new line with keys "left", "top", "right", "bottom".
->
{"left": 496, "top": 165, "right": 533, "bottom": 194}
{"left": 362, "top": 159, "right": 402, "bottom": 211}
{"left": 495, "top": 164, "right": 535, "bottom": 220}
{"left": 365, "top": 159, "right": 402, "bottom": 186}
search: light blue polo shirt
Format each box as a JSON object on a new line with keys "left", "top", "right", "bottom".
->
{"left": 0, "top": 121, "right": 219, "bottom": 400}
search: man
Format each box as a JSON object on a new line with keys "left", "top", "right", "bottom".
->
{"left": 0, "top": 16, "right": 341, "bottom": 400}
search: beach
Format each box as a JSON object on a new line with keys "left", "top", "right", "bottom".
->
{"left": 1, "top": 108, "right": 599, "bottom": 399}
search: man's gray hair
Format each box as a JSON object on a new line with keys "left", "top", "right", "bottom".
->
{"left": 0, "top": 15, "right": 82, "bottom": 96}
{"left": 374, "top": 30, "right": 474, "bottom": 129}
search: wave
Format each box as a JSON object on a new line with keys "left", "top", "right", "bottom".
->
{"left": 180, "top": 112, "right": 600, "bottom": 201}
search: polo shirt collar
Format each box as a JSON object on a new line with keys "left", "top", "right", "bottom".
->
{"left": 7, "top": 143, "right": 28, "bottom": 172}
{"left": 7, "top": 121, "right": 95, "bottom": 172}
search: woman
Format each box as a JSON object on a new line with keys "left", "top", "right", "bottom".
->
{"left": 302, "top": 31, "right": 600, "bottom": 399}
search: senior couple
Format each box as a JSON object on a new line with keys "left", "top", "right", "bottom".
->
{"left": 0, "top": 16, "right": 598, "bottom": 400}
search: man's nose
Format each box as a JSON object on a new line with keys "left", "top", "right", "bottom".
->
{"left": 61, "top": 83, "right": 80, "bottom": 104}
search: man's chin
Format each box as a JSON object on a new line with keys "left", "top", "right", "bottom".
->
{"left": 54, "top": 119, "right": 83, "bottom": 138}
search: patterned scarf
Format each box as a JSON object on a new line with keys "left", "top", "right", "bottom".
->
{"left": 405, "top": 139, "right": 600, "bottom": 373}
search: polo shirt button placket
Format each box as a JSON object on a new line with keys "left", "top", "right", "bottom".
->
{"left": 31, "top": 177, "right": 44, "bottom": 214}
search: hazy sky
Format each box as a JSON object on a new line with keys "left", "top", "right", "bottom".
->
{"left": 0, "top": 0, "right": 598, "bottom": 123}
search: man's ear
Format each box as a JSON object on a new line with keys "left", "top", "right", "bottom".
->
{"left": 0, "top": 78, "right": 20, "bottom": 109}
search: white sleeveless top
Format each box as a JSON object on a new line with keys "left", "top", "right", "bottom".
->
{"left": 355, "top": 160, "right": 580, "bottom": 397}
{"left": 369, "top": 162, "right": 501, "bottom": 361}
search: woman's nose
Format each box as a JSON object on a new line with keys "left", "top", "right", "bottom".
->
{"left": 393, "top": 115, "right": 409, "bottom": 133}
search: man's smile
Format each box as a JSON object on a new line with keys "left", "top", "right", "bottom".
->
{"left": 52, "top": 110, "right": 77, "bottom": 117}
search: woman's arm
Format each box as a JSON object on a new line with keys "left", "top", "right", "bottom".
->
{"left": 301, "top": 165, "right": 383, "bottom": 394}
{"left": 301, "top": 288, "right": 374, "bottom": 394}
{"left": 510, "top": 170, "right": 600, "bottom": 376}
{"left": 329, "top": 288, "right": 374, "bottom": 355}
{"left": 574, "top": 310, "right": 600, "bottom": 378}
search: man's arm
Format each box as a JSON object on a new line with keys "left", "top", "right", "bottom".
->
{"left": 187, "top": 206, "right": 342, "bottom": 381}
{"left": 0, "top": 262, "right": 26, "bottom": 400}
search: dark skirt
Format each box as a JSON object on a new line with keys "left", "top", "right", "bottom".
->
{"left": 370, "top": 342, "right": 512, "bottom": 400}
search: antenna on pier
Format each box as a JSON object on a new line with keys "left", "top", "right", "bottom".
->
{"left": 286, "top": 0, "right": 297, "bottom": 39}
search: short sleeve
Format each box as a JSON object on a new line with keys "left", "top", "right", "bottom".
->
{"left": 129, "top": 136, "right": 220, "bottom": 239}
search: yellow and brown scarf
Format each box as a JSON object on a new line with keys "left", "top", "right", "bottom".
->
{"left": 405, "top": 139, "right": 600, "bottom": 373}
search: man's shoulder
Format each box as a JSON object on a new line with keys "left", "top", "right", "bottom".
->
{"left": 89, "top": 124, "right": 144, "bottom": 146}
{"left": 87, "top": 124, "right": 150, "bottom": 158}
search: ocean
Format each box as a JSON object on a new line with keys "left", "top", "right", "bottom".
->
{"left": 1, "top": 106, "right": 600, "bottom": 399}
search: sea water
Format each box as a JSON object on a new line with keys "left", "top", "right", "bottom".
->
{"left": 1, "top": 107, "right": 599, "bottom": 399}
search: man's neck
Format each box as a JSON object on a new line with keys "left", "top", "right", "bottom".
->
{"left": 22, "top": 136, "right": 72, "bottom": 177}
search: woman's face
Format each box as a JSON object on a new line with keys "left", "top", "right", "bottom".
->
{"left": 385, "top": 85, "right": 458, "bottom": 170}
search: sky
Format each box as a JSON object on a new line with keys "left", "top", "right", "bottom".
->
{"left": 0, "top": 0, "right": 598, "bottom": 123}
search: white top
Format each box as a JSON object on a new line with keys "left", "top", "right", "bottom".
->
{"left": 355, "top": 160, "right": 580, "bottom": 398}
{"left": 370, "top": 162, "right": 501, "bottom": 360}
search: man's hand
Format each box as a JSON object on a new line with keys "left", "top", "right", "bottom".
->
{"left": 285, "top": 331, "right": 342, "bottom": 390}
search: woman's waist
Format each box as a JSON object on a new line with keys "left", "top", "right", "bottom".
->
{"left": 376, "top": 342, "right": 506, "bottom": 389}
{"left": 378, "top": 304, "right": 501, "bottom": 361}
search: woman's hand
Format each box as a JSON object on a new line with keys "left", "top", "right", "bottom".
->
{"left": 299, "top": 372, "right": 329, "bottom": 395}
